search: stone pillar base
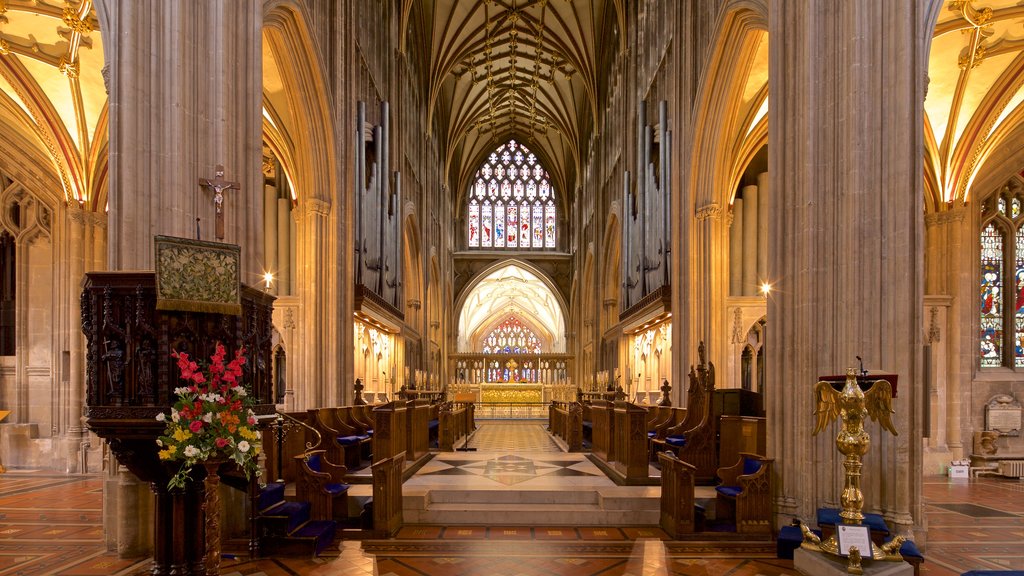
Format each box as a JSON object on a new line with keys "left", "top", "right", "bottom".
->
{"left": 794, "top": 548, "right": 912, "bottom": 576}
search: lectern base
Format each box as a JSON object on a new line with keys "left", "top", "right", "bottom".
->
{"left": 794, "top": 548, "right": 912, "bottom": 576}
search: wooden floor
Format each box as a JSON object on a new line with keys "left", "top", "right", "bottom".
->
{"left": 2, "top": 424, "right": 1022, "bottom": 575}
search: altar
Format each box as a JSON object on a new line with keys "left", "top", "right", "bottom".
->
{"left": 480, "top": 383, "right": 544, "bottom": 404}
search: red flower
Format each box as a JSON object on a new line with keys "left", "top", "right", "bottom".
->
{"left": 215, "top": 437, "right": 229, "bottom": 448}
{"left": 189, "top": 420, "right": 203, "bottom": 433}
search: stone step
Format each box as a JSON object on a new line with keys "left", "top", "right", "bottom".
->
{"left": 404, "top": 501, "right": 661, "bottom": 526}
{"left": 403, "top": 487, "right": 662, "bottom": 526}
{"left": 421, "top": 488, "right": 600, "bottom": 505}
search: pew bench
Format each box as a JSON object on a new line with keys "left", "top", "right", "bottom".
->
{"left": 294, "top": 449, "right": 351, "bottom": 522}
{"left": 715, "top": 452, "right": 773, "bottom": 535}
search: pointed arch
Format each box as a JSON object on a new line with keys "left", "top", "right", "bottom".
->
{"left": 454, "top": 259, "right": 568, "bottom": 354}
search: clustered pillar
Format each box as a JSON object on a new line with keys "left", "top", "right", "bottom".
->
{"left": 729, "top": 172, "right": 769, "bottom": 296}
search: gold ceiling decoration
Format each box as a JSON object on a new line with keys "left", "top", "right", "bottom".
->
{"left": 924, "top": 0, "right": 1024, "bottom": 208}
{"left": 0, "top": 0, "right": 104, "bottom": 206}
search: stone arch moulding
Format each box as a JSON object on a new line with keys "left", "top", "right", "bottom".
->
{"left": 262, "top": 0, "right": 337, "bottom": 206}
{"left": 453, "top": 259, "right": 569, "bottom": 354}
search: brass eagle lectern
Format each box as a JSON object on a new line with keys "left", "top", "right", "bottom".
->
{"left": 799, "top": 368, "right": 905, "bottom": 574}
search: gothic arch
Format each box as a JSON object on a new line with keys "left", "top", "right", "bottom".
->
{"left": 601, "top": 203, "right": 621, "bottom": 329}
{"left": 262, "top": 1, "right": 337, "bottom": 206}
{"left": 403, "top": 209, "right": 423, "bottom": 329}
{"left": 454, "top": 259, "right": 568, "bottom": 354}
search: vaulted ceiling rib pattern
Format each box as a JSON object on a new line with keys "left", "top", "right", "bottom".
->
{"left": 925, "top": 0, "right": 1024, "bottom": 208}
{"left": 406, "top": 0, "right": 617, "bottom": 208}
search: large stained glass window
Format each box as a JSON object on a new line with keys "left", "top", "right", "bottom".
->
{"left": 979, "top": 184, "right": 1024, "bottom": 368}
{"left": 466, "top": 140, "right": 557, "bottom": 250}
{"left": 481, "top": 316, "right": 543, "bottom": 354}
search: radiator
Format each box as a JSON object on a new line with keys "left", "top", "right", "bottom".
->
{"left": 998, "top": 460, "right": 1024, "bottom": 478}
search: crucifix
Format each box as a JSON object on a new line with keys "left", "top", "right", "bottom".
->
{"left": 198, "top": 165, "right": 239, "bottom": 241}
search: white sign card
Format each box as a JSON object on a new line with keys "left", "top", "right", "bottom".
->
{"left": 837, "top": 524, "right": 873, "bottom": 557}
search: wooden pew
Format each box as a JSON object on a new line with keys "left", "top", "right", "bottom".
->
{"left": 613, "top": 401, "right": 650, "bottom": 481}
{"left": 659, "top": 451, "right": 702, "bottom": 537}
{"left": 715, "top": 452, "right": 774, "bottom": 535}
{"left": 307, "top": 407, "right": 349, "bottom": 469}
{"left": 405, "top": 400, "right": 430, "bottom": 461}
{"left": 590, "top": 400, "right": 615, "bottom": 462}
{"left": 647, "top": 407, "right": 686, "bottom": 458}
{"left": 372, "top": 401, "right": 408, "bottom": 461}
{"left": 550, "top": 401, "right": 583, "bottom": 451}
{"left": 439, "top": 402, "right": 474, "bottom": 450}
{"left": 659, "top": 342, "right": 718, "bottom": 483}
{"left": 372, "top": 451, "right": 405, "bottom": 537}
{"left": 718, "top": 415, "right": 766, "bottom": 473}
{"left": 294, "top": 449, "right": 350, "bottom": 521}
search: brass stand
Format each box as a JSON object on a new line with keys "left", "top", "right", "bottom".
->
{"left": 800, "top": 369, "right": 904, "bottom": 574}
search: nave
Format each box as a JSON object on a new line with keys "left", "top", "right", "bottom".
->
{"left": 3, "top": 421, "right": 1023, "bottom": 575}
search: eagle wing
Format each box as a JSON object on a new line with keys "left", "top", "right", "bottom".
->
{"left": 864, "top": 379, "right": 898, "bottom": 436}
{"left": 813, "top": 380, "right": 842, "bottom": 435}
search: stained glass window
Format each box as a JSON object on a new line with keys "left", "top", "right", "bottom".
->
{"left": 1016, "top": 227, "right": 1024, "bottom": 367}
{"left": 481, "top": 317, "right": 543, "bottom": 355}
{"left": 467, "top": 140, "right": 557, "bottom": 250}
{"left": 981, "top": 223, "right": 1004, "bottom": 367}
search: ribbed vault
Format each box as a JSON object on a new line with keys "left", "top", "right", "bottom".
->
{"left": 401, "top": 0, "right": 622, "bottom": 215}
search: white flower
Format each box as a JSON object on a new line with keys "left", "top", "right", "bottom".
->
{"left": 237, "top": 441, "right": 250, "bottom": 453}
{"left": 171, "top": 410, "right": 180, "bottom": 423}
{"left": 156, "top": 439, "right": 163, "bottom": 447}
{"left": 183, "top": 445, "right": 200, "bottom": 458}
{"left": 203, "top": 412, "right": 213, "bottom": 423}
{"left": 156, "top": 413, "right": 166, "bottom": 422}
{"left": 174, "top": 387, "right": 190, "bottom": 395}
{"left": 235, "top": 387, "right": 247, "bottom": 397}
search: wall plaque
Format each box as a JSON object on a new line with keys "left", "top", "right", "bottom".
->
{"left": 985, "top": 394, "right": 1022, "bottom": 437}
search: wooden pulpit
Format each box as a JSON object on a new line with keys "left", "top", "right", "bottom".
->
{"left": 82, "top": 271, "right": 275, "bottom": 576}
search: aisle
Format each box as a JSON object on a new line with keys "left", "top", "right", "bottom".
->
{"left": 462, "top": 420, "right": 561, "bottom": 452}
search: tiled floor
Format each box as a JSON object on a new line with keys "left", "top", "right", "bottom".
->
{"left": 3, "top": 422, "right": 1024, "bottom": 575}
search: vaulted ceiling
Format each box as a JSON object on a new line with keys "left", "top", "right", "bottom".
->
{"left": 925, "top": 0, "right": 1024, "bottom": 208}
{"left": 401, "top": 0, "right": 623, "bottom": 210}
{"left": 0, "top": 0, "right": 104, "bottom": 206}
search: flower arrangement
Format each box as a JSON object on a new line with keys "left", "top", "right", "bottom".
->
{"left": 156, "top": 343, "right": 262, "bottom": 490}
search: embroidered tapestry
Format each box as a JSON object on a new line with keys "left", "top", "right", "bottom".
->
{"left": 155, "top": 235, "right": 241, "bottom": 315}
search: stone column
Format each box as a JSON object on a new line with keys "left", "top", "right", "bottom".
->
{"left": 295, "top": 198, "right": 332, "bottom": 408}
{"left": 96, "top": 0, "right": 263, "bottom": 274}
{"left": 757, "top": 172, "right": 768, "bottom": 286}
{"left": 277, "top": 198, "right": 291, "bottom": 294}
{"left": 264, "top": 183, "right": 278, "bottom": 293}
{"left": 729, "top": 200, "right": 743, "bottom": 296}
{"left": 64, "top": 208, "right": 87, "bottom": 472}
{"left": 924, "top": 208, "right": 968, "bottom": 459}
{"left": 768, "top": 0, "right": 936, "bottom": 537}
{"left": 742, "top": 185, "right": 758, "bottom": 295}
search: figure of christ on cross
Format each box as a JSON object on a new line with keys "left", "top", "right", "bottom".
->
{"left": 198, "top": 164, "right": 240, "bottom": 241}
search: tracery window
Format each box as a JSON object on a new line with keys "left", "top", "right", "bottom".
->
{"left": 481, "top": 317, "right": 542, "bottom": 354}
{"left": 467, "top": 140, "right": 557, "bottom": 250}
{"left": 979, "top": 184, "right": 1024, "bottom": 368}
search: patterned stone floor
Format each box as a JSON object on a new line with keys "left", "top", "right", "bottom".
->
{"left": 3, "top": 423, "right": 1024, "bottom": 575}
